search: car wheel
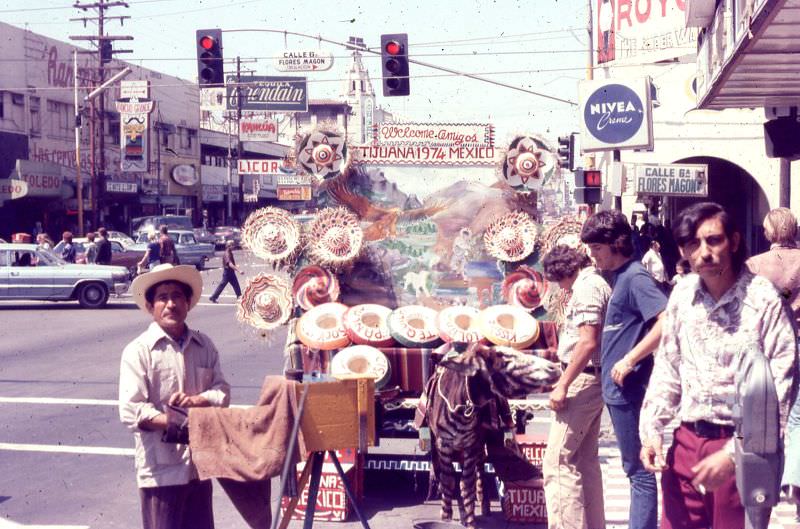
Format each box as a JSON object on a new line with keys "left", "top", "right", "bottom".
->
{"left": 128, "top": 265, "right": 138, "bottom": 278}
{"left": 77, "top": 282, "right": 109, "bottom": 308}
{"left": 196, "top": 259, "right": 206, "bottom": 271}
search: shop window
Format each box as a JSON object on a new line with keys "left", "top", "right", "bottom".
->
{"left": 11, "top": 93, "right": 24, "bottom": 106}
{"left": 187, "top": 129, "right": 196, "bottom": 150}
{"left": 30, "top": 96, "right": 41, "bottom": 136}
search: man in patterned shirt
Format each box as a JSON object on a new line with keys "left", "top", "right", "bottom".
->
{"left": 640, "top": 202, "right": 797, "bottom": 529}
{"left": 541, "top": 245, "right": 611, "bottom": 529}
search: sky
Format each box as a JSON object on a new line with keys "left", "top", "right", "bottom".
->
{"left": 0, "top": 0, "right": 590, "bottom": 145}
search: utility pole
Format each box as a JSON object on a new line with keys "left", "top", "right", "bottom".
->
{"left": 70, "top": 0, "right": 132, "bottom": 232}
{"left": 236, "top": 56, "right": 244, "bottom": 222}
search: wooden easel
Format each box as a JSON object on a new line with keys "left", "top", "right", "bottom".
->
{"left": 272, "top": 377, "right": 375, "bottom": 529}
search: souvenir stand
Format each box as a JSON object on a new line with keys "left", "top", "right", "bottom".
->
{"left": 234, "top": 125, "right": 588, "bottom": 525}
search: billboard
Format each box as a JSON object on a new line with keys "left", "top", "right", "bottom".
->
{"left": 596, "top": 0, "right": 698, "bottom": 65}
{"left": 226, "top": 75, "right": 308, "bottom": 112}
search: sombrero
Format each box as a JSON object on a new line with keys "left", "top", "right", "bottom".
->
{"left": 499, "top": 136, "right": 554, "bottom": 193}
{"left": 437, "top": 305, "right": 482, "bottom": 344}
{"left": 296, "top": 302, "right": 351, "bottom": 350}
{"left": 296, "top": 129, "right": 348, "bottom": 180}
{"left": 387, "top": 305, "right": 442, "bottom": 348}
{"left": 241, "top": 207, "right": 302, "bottom": 263}
{"left": 331, "top": 345, "right": 392, "bottom": 389}
{"left": 306, "top": 207, "right": 364, "bottom": 267}
{"left": 292, "top": 265, "right": 340, "bottom": 311}
{"left": 478, "top": 304, "right": 540, "bottom": 349}
{"left": 540, "top": 217, "right": 586, "bottom": 257}
{"left": 343, "top": 304, "right": 395, "bottom": 347}
{"left": 131, "top": 264, "right": 203, "bottom": 312}
{"left": 236, "top": 274, "right": 293, "bottom": 331}
{"left": 502, "top": 265, "right": 548, "bottom": 311}
{"left": 483, "top": 211, "right": 538, "bottom": 262}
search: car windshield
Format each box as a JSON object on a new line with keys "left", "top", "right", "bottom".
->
{"left": 37, "top": 248, "right": 65, "bottom": 265}
{"left": 133, "top": 216, "right": 193, "bottom": 232}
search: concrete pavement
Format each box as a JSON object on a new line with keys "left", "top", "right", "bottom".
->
{"left": 2, "top": 250, "right": 800, "bottom": 528}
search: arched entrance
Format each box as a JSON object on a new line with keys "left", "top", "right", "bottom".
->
{"left": 667, "top": 156, "right": 769, "bottom": 256}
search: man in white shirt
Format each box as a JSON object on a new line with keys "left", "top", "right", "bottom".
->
{"left": 641, "top": 240, "right": 667, "bottom": 285}
{"left": 119, "top": 264, "right": 230, "bottom": 529}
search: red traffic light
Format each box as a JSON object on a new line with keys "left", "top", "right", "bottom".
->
{"left": 199, "top": 35, "right": 216, "bottom": 50}
{"left": 384, "top": 40, "right": 402, "bottom": 55}
{"left": 582, "top": 169, "right": 602, "bottom": 187}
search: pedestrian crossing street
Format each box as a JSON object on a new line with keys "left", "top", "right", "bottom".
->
{"left": 597, "top": 444, "right": 800, "bottom": 529}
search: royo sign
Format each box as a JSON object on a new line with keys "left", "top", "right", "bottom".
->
{"left": 579, "top": 77, "right": 653, "bottom": 152}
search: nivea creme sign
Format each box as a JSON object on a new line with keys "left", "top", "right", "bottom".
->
{"left": 579, "top": 77, "right": 653, "bottom": 152}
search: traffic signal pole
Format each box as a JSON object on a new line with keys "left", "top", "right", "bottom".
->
{"left": 222, "top": 29, "right": 576, "bottom": 106}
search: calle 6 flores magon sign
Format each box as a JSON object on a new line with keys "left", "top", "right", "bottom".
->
{"left": 579, "top": 77, "right": 653, "bottom": 152}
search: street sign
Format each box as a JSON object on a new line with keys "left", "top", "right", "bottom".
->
{"left": 120, "top": 80, "right": 149, "bottom": 100}
{"left": 632, "top": 163, "right": 708, "bottom": 197}
{"left": 273, "top": 49, "right": 334, "bottom": 72}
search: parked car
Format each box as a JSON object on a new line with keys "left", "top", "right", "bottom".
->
{"left": 53, "top": 238, "right": 142, "bottom": 277}
{"left": 130, "top": 230, "right": 214, "bottom": 270}
{"left": 0, "top": 243, "right": 130, "bottom": 308}
{"left": 106, "top": 230, "right": 136, "bottom": 248}
{"left": 131, "top": 215, "right": 214, "bottom": 245}
{"left": 212, "top": 226, "right": 242, "bottom": 249}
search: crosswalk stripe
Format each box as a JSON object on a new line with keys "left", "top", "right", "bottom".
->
{"left": 0, "top": 442, "right": 134, "bottom": 456}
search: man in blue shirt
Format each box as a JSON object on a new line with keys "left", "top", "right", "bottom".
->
{"left": 580, "top": 210, "right": 667, "bottom": 529}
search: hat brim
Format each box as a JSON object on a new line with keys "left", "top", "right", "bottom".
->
{"left": 131, "top": 264, "right": 203, "bottom": 313}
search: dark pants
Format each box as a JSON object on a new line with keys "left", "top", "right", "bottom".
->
{"left": 210, "top": 268, "right": 241, "bottom": 301}
{"left": 661, "top": 424, "right": 744, "bottom": 529}
{"left": 139, "top": 479, "right": 214, "bottom": 529}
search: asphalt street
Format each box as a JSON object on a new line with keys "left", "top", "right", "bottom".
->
{"left": 0, "top": 251, "right": 477, "bottom": 529}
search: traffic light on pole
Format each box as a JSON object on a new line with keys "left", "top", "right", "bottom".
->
{"left": 100, "top": 41, "right": 113, "bottom": 64}
{"left": 196, "top": 29, "right": 224, "bottom": 87}
{"left": 380, "top": 33, "right": 410, "bottom": 97}
{"left": 557, "top": 133, "right": 576, "bottom": 171}
{"left": 574, "top": 168, "right": 602, "bottom": 204}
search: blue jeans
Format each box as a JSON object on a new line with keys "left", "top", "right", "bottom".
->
{"left": 607, "top": 399, "right": 658, "bottom": 529}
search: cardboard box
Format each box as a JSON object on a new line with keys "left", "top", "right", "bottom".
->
{"left": 298, "top": 377, "right": 375, "bottom": 452}
{"left": 281, "top": 459, "right": 356, "bottom": 523}
{"left": 500, "top": 478, "right": 548, "bottom": 524}
{"left": 498, "top": 433, "right": 548, "bottom": 524}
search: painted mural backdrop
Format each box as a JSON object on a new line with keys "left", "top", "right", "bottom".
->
{"left": 313, "top": 159, "right": 565, "bottom": 311}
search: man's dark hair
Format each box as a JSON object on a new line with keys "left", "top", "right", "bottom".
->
{"left": 673, "top": 201, "right": 747, "bottom": 274}
{"left": 145, "top": 280, "right": 193, "bottom": 305}
{"left": 97, "top": 227, "right": 108, "bottom": 237}
{"left": 159, "top": 224, "right": 169, "bottom": 235}
{"left": 87, "top": 232, "right": 96, "bottom": 241}
{"left": 62, "top": 231, "right": 73, "bottom": 242}
{"left": 542, "top": 245, "right": 593, "bottom": 282}
{"left": 579, "top": 210, "right": 634, "bottom": 257}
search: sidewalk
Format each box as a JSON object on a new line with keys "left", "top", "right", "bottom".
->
{"left": 279, "top": 438, "right": 800, "bottom": 529}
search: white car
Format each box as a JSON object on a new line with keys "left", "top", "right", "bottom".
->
{"left": 0, "top": 243, "right": 129, "bottom": 308}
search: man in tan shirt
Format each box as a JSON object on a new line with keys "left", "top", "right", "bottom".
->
{"left": 119, "top": 264, "right": 230, "bottom": 529}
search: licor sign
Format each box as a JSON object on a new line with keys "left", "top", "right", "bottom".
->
{"left": 579, "top": 77, "right": 653, "bottom": 152}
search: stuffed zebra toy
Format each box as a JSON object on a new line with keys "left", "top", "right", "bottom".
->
{"left": 422, "top": 342, "right": 561, "bottom": 529}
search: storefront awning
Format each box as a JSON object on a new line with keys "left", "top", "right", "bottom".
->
{"left": 695, "top": 0, "right": 800, "bottom": 109}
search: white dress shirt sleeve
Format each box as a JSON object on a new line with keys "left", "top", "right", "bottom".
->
{"left": 118, "top": 342, "right": 161, "bottom": 430}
